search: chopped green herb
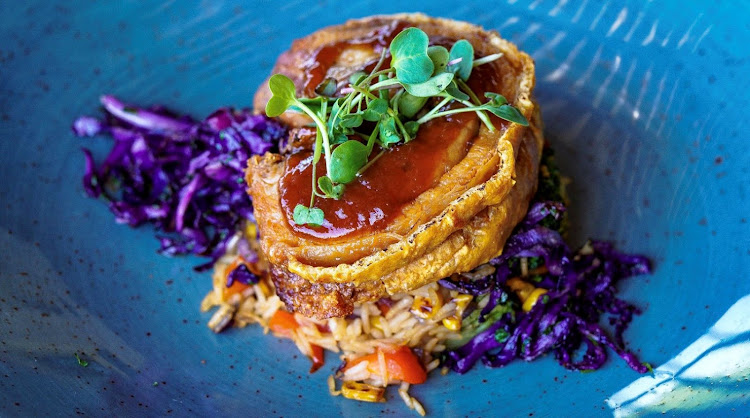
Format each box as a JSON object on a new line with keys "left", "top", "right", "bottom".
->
{"left": 527, "top": 256, "right": 543, "bottom": 270}
{"left": 445, "top": 296, "right": 515, "bottom": 349}
{"left": 494, "top": 328, "right": 510, "bottom": 343}
{"left": 74, "top": 353, "right": 89, "bottom": 367}
{"left": 644, "top": 362, "right": 654, "bottom": 374}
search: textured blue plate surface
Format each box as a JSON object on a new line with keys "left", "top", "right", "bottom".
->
{"left": 1, "top": 1, "right": 749, "bottom": 416}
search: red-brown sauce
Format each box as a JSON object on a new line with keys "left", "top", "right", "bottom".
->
{"left": 283, "top": 25, "right": 513, "bottom": 241}
{"left": 302, "top": 20, "right": 408, "bottom": 96}
{"left": 279, "top": 112, "right": 476, "bottom": 240}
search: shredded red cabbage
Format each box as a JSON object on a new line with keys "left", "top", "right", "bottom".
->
{"left": 73, "top": 95, "right": 286, "bottom": 271}
{"left": 73, "top": 97, "right": 650, "bottom": 375}
{"left": 440, "top": 201, "right": 651, "bottom": 374}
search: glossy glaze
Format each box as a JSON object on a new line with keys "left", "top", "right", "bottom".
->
{"left": 279, "top": 112, "right": 476, "bottom": 240}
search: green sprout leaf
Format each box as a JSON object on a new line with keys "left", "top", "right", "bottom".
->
{"left": 486, "top": 104, "right": 529, "bottom": 126}
{"left": 318, "top": 176, "right": 345, "bottom": 199}
{"left": 378, "top": 116, "right": 401, "bottom": 146}
{"left": 427, "top": 45, "right": 449, "bottom": 75}
{"left": 267, "top": 29, "right": 528, "bottom": 222}
{"left": 330, "top": 130, "right": 348, "bottom": 145}
{"left": 390, "top": 27, "right": 434, "bottom": 84}
{"left": 362, "top": 98, "right": 388, "bottom": 121}
{"left": 484, "top": 92, "right": 508, "bottom": 106}
{"left": 445, "top": 81, "right": 470, "bottom": 101}
{"left": 349, "top": 71, "right": 367, "bottom": 86}
{"left": 293, "top": 204, "right": 325, "bottom": 227}
{"left": 327, "top": 100, "right": 342, "bottom": 131}
{"left": 403, "top": 72, "right": 454, "bottom": 97}
{"left": 397, "top": 91, "right": 428, "bottom": 118}
{"left": 378, "top": 74, "right": 390, "bottom": 101}
{"left": 329, "top": 140, "right": 369, "bottom": 184}
{"left": 315, "top": 77, "right": 337, "bottom": 97}
{"left": 312, "top": 128, "right": 323, "bottom": 164}
{"left": 265, "top": 74, "right": 297, "bottom": 117}
{"left": 404, "top": 121, "right": 420, "bottom": 137}
{"left": 449, "top": 40, "right": 474, "bottom": 81}
{"left": 339, "top": 113, "right": 363, "bottom": 128}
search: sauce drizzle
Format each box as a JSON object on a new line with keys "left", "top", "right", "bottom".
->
{"left": 282, "top": 26, "right": 514, "bottom": 241}
{"left": 279, "top": 112, "right": 476, "bottom": 240}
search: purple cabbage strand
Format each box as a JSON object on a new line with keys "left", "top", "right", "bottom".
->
{"left": 443, "top": 201, "right": 652, "bottom": 374}
{"left": 73, "top": 95, "right": 286, "bottom": 271}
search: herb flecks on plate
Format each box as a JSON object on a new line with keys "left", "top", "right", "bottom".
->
{"left": 74, "top": 352, "right": 89, "bottom": 367}
{"left": 265, "top": 27, "right": 530, "bottom": 227}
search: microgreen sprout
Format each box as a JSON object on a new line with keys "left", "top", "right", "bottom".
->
{"left": 74, "top": 352, "right": 89, "bottom": 367}
{"left": 265, "top": 27, "right": 529, "bottom": 226}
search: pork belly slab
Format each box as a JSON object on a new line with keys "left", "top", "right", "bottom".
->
{"left": 246, "top": 13, "right": 544, "bottom": 319}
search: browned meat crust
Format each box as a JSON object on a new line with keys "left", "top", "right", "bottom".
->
{"left": 247, "top": 13, "right": 544, "bottom": 319}
{"left": 271, "top": 123, "right": 541, "bottom": 318}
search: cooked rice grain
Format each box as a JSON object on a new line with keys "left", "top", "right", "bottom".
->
{"left": 202, "top": 232, "right": 465, "bottom": 415}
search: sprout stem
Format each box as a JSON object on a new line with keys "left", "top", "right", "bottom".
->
{"left": 293, "top": 100, "right": 333, "bottom": 177}
{"left": 473, "top": 53, "right": 503, "bottom": 67}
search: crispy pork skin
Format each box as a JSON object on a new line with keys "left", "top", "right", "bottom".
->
{"left": 247, "top": 14, "right": 543, "bottom": 318}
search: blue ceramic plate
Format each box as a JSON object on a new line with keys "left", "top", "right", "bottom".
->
{"left": 1, "top": 1, "right": 748, "bottom": 416}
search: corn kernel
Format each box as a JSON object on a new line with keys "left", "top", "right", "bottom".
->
{"left": 506, "top": 277, "right": 535, "bottom": 301}
{"left": 522, "top": 288, "right": 548, "bottom": 312}
{"left": 440, "top": 294, "right": 472, "bottom": 332}
{"left": 244, "top": 222, "right": 257, "bottom": 240}
{"left": 453, "top": 294, "right": 473, "bottom": 311}
{"left": 369, "top": 316, "right": 383, "bottom": 332}
{"left": 341, "top": 382, "right": 385, "bottom": 402}
{"left": 257, "top": 279, "right": 271, "bottom": 297}
{"left": 410, "top": 290, "right": 443, "bottom": 320}
{"left": 442, "top": 315, "right": 461, "bottom": 331}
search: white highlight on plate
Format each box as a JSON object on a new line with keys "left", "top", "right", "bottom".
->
{"left": 623, "top": 11, "right": 644, "bottom": 42}
{"left": 589, "top": 1, "right": 608, "bottom": 31}
{"left": 691, "top": 25, "right": 713, "bottom": 53}
{"left": 593, "top": 55, "right": 621, "bottom": 108}
{"left": 515, "top": 22, "right": 541, "bottom": 45}
{"left": 661, "top": 29, "right": 673, "bottom": 47}
{"left": 609, "top": 58, "right": 637, "bottom": 116}
{"left": 544, "top": 38, "right": 587, "bottom": 83}
{"left": 607, "top": 294, "right": 750, "bottom": 416}
{"left": 498, "top": 16, "right": 520, "bottom": 31}
{"left": 571, "top": 0, "right": 589, "bottom": 23}
{"left": 677, "top": 13, "right": 702, "bottom": 49}
{"left": 531, "top": 31, "right": 566, "bottom": 60}
{"left": 606, "top": 7, "right": 628, "bottom": 37}
{"left": 548, "top": 0, "right": 568, "bottom": 17}
{"left": 641, "top": 20, "right": 658, "bottom": 46}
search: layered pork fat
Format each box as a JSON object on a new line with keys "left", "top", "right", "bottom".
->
{"left": 247, "top": 14, "right": 543, "bottom": 319}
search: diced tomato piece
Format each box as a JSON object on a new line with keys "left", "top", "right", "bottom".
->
{"left": 309, "top": 344, "right": 325, "bottom": 373}
{"left": 344, "top": 346, "right": 427, "bottom": 384}
{"left": 375, "top": 298, "right": 393, "bottom": 315}
{"left": 224, "top": 280, "right": 250, "bottom": 299}
{"left": 269, "top": 311, "right": 325, "bottom": 373}
{"left": 268, "top": 310, "right": 299, "bottom": 337}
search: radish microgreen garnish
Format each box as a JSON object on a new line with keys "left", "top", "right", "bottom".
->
{"left": 265, "top": 27, "right": 529, "bottom": 227}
